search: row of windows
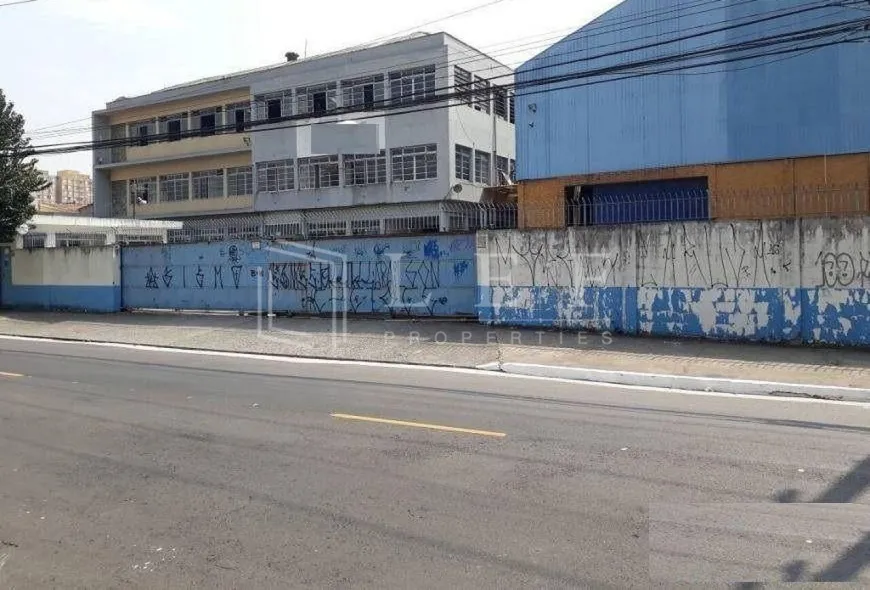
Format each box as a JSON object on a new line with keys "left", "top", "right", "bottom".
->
{"left": 116, "top": 66, "right": 513, "bottom": 149}
{"left": 253, "top": 65, "right": 438, "bottom": 121}
{"left": 454, "top": 67, "right": 514, "bottom": 123}
{"left": 256, "top": 145, "right": 437, "bottom": 191}
{"left": 455, "top": 145, "right": 515, "bottom": 185}
{"left": 124, "top": 166, "right": 254, "bottom": 204}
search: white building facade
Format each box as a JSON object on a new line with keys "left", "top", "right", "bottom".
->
{"left": 92, "top": 33, "right": 515, "bottom": 238}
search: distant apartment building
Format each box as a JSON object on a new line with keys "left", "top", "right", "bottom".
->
{"left": 54, "top": 170, "right": 93, "bottom": 205}
{"left": 30, "top": 170, "right": 56, "bottom": 204}
{"left": 91, "top": 32, "right": 515, "bottom": 237}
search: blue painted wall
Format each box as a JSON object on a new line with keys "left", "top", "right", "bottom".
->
{"left": 0, "top": 247, "right": 122, "bottom": 313}
{"left": 478, "top": 218, "right": 870, "bottom": 347}
{"left": 517, "top": 0, "right": 870, "bottom": 180}
{"left": 121, "top": 234, "right": 478, "bottom": 316}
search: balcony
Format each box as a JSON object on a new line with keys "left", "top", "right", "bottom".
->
{"left": 134, "top": 194, "right": 255, "bottom": 218}
{"left": 99, "top": 133, "right": 251, "bottom": 167}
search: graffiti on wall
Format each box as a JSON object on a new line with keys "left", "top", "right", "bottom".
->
{"left": 637, "top": 222, "right": 795, "bottom": 289}
{"left": 123, "top": 236, "right": 476, "bottom": 316}
{"left": 815, "top": 251, "right": 870, "bottom": 288}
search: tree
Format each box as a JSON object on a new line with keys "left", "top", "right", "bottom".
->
{"left": 0, "top": 88, "right": 45, "bottom": 243}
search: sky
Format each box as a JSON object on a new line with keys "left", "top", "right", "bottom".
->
{"left": 0, "top": 0, "right": 620, "bottom": 174}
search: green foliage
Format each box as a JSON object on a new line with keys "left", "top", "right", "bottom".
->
{"left": 0, "top": 88, "right": 45, "bottom": 243}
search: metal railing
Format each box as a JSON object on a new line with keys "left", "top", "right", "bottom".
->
{"left": 161, "top": 201, "right": 520, "bottom": 244}
{"left": 517, "top": 184, "right": 870, "bottom": 229}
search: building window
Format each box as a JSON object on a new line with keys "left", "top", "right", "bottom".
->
{"left": 255, "top": 91, "right": 292, "bottom": 121}
{"left": 509, "top": 93, "right": 515, "bottom": 124}
{"left": 473, "top": 76, "right": 490, "bottom": 114}
{"left": 391, "top": 144, "right": 437, "bottom": 182}
{"left": 192, "top": 169, "right": 224, "bottom": 199}
{"left": 510, "top": 158, "right": 516, "bottom": 181}
{"left": 226, "top": 101, "right": 250, "bottom": 133}
{"left": 192, "top": 107, "right": 220, "bottom": 136}
{"left": 129, "top": 177, "right": 157, "bottom": 204}
{"left": 159, "top": 113, "right": 187, "bottom": 141}
{"left": 474, "top": 150, "right": 491, "bottom": 184}
{"left": 455, "top": 67, "right": 473, "bottom": 107}
{"left": 389, "top": 65, "right": 436, "bottom": 105}
{"left": 297, "top": 83, "right": 338, "bottom": 116}
{"left": 341, "top": 74, "right": 384, "bottom": 110}
{"left": 455, "top": 145, "right": 472, "bottom": 181}
{"left": 132, "top": 119, "right": 156, "bottom": 146}
{"left": 344, "top": 151, "right": 386, "bottom": 186}
{"left": 298, "top": 156, "right": 340, "bottom": 189}
{"left": 160, "top": 173, "right": 189, "bottom": 202}
{"left": 256, "top": 159, "right": 295, "bottom": 192}
{"left": 227, "top": 166, "right": 253, "bottom": 196}
{"left": 493, "top": 86, "right": 508, "bottom": 120}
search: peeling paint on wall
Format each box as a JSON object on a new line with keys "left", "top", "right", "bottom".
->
{"left": 478, "top": 217, "right": 870, "bottom": 346}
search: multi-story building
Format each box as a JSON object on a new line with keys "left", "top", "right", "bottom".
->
{"left": 30, "top": 170, "right": 56, "bottom": 204}
{"left": 92, "top": 32, "right": 515, "bottom": 237}
{"left": 54, "top": 170, "right": 93, "bottom": 205}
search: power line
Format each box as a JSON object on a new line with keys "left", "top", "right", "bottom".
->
{"left": 23, "top": 0, "right": 750, "bottom": 138}
{"left": 25, "top": 15, "right": 869, "bottom": 154}
{"left": 18, "top": 15, "right": 868, "bottom": 158}
{"left": 0, "top": 0, "right": 37, "bottom": 7}
{"left": 27, "top": 0, "right": 839, "bottom": 141}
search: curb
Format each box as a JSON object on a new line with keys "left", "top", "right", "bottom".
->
{"left": 478, "top": 362, "right": 870, "bottom": 403}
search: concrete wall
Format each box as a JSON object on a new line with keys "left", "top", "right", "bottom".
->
{"left": 121, "top": 234, "right": 477, "bottom": 316}
{"left": 0, "top": 247, "right": 122, "bottom": 312}
{"left": 478, "top": 217, "right": 870, "bottom": 346}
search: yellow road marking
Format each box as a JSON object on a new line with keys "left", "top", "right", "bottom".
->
{"left": 0, "top": 371, "right": 24, "bottom": 378}
{"left": 331, "top": 413, "right": 506, "bottom": 438}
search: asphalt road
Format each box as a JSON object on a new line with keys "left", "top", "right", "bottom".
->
{"left": 0, "top": 337, "right": 868, "bottom": 589}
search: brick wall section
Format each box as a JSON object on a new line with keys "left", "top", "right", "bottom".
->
{"left": 519, "top": 153, "right": 870, "bottom": 228}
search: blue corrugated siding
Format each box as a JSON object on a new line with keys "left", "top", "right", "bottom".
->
{"left": 517, "top": 0, "right": 870, "bottom": 180}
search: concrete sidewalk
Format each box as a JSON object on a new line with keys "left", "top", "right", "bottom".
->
{"left": 1, "top": 310, "right": 869, "bottom": 401}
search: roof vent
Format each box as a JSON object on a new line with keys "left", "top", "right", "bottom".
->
{"left": 285, "top": 52, "right": 299, "bottom": 62}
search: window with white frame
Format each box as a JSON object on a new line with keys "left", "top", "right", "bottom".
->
{"left": 493, "top": 86, "right": 508, "bottom": 120}
{"left": 160, "top": 173, "right": 189, "bottom": 202}
{"left": 344, "top": 151, "right": 386, "bottom": 186}
{"left": 129, "top": 177, "right": 157, "bottom": 204}
{"left": 298, "top": 156, "right": 340, "bottom": 189}
{"left": 473, "top": 76, "right": 491, "bottom": 114}
{"left": 158, "top": 113, "right": 187, "bottom": 141}
{"left": 226, "top": 101, "right": 251, "bottom": 133}
{"left": 474, "top": 150, "right": 491, "bottom": 184}
{"left": 455, "top": 145, "right": 472, "bottom": 181}
{"left": 132, "top": 119, "right": 157, "bottom": 146}
{"left": 192, "top": 169, "right": 224, "bottom": 199}
{"left": 390, "top": 144, "right": 437, "bottom": 182}
{"left": 454, "top": 67, "right": 473, "bottom": 106}
{"left": 254, "top": 91, "right": 292, "bottom": 121}
{"left": 227, "top": 166, "right": 253, "bottom": 196}
{"left": 256, "top": 159, "right": 294, "bottom": 192}
{"left": 297, "top": 83, "right": 338, "bottom": 116}
{"left": 341, "top": 74, "right": 384, "bottom": 110}
{"left": 389, "top": 65, "right": 436, "bottom": 105}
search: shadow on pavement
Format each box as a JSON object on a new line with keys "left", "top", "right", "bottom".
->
{"left": 779, "top": 456, "right": 870, "bottom": 583}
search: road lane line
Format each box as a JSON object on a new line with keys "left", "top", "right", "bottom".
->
{"left": 331, "top": 413, "right": 506, "bottom": 438}
{"left": 0, "top": 371, "right": 24, "bottom": 378}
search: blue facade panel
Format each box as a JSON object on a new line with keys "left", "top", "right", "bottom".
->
{"left": 517, "top": 0, "right": 870, "bottom": 180}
